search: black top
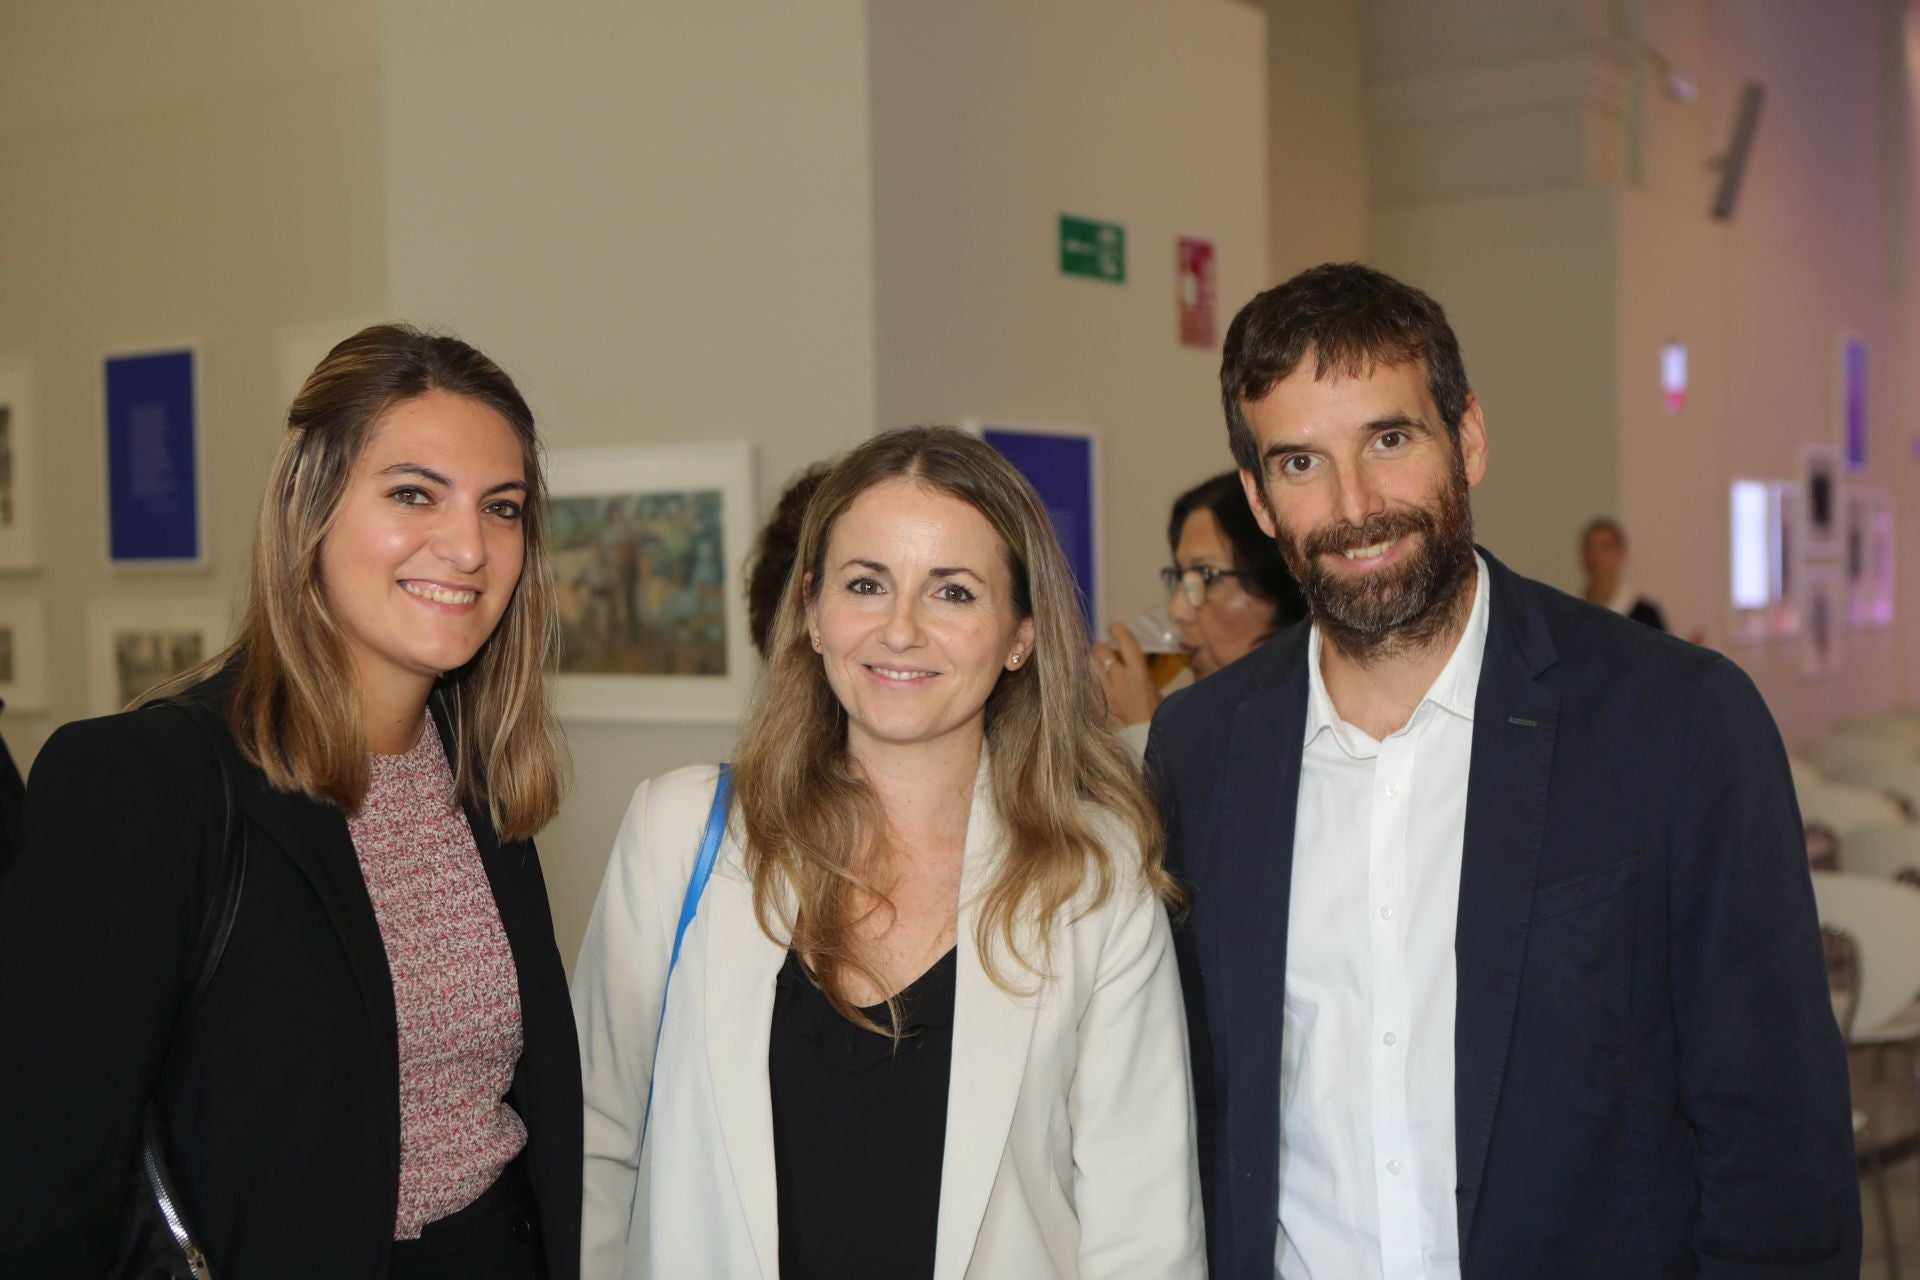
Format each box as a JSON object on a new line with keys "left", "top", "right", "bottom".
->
{"left": 769, "top": 946, "right": 958, "bottom": 1280}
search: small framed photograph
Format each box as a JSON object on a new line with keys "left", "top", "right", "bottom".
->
{"left": 1769, "top": 481, "right": 1802, "bottom": 640}
{"left": 547, "top": 442, "right": 756, "bottom": 723}
{"left": 103, "top": 345, "right": 206, "bottom": 569}
{"left": 1800, "top": 566, "right": 1842, "bottom": 681}
{"left": 1869, "top": 491, "right": 1895, "bottom": 628}
{"left": 1800, "top": 444, "right": 1840, "bottom": 559}
{"left": 0, "top": 598, "right": 50, "bottom": 712}
{"left": 0, "top": 360, "right": 40, "bottom": 571}
{"left": 1844, "top": 487, "right": 1875, "bottom": 628}
{"left": 86, "top": 598, "right": 231, "bottom": 716}
{"left": 1837, "top": 333, "right": 1867, "bottom": 470}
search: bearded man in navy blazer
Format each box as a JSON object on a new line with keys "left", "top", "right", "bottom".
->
{"left": 1148, "top": 263, "right": 1859, "bottom": 1278}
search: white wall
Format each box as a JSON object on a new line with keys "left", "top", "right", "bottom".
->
{"left": 0, "top": 1, "right": 386, "bottom": 772}
{"left": 380, "top": 0, "right": 878, "bottom": 968}
{"left": 1616, "top": 0, "right": 1920, "bottom": 749}
{"left": 868, "top": 0, "right": 1270, "bottom": 631}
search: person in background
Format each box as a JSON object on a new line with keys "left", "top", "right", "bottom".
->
{"left": 1579, "top": 516, "right": 1668, "bottom": 631}
{"left": 575, "top": 426, "right": 1201, "bottom": 1279}
{"left": 1094, "top": 471, "right": 1305, "bottom": 750}
{"left": 1155, "top": 262, "right": 1857, "bottom": 1277}
{"left": 745, "top": 462, "right": 833, "bottom": 656}
{"left": 0, "top": 325, "right": 581, "bottom": 1279}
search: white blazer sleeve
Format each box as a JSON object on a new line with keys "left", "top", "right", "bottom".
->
{"left": 1070, "top": 880, "right": 1207, "bottom": 1277}
{"left": 572, "top": 770, "right": 710, "bottom": 1280}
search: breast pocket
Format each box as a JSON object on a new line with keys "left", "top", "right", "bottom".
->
{"left": 1531, "top": 854, "right": 1641, "bottom": 920}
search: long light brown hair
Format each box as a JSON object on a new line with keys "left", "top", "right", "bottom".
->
{"left": 146, "top": 323, "right": 564, "bottom": 840}
{"left": 733, "top": 427, "right": 1175, "bottom": 1030}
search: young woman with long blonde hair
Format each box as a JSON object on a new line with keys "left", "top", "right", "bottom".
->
{"left": 575, "top": 426, "right": 1202, "bottom": 1279}
{"left": 0, "top": 325, "right": 580, "bottom": 1279}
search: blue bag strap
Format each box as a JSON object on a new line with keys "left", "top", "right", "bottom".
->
{"left": 641, "top": 763, "right": 731, "bottom": 1145}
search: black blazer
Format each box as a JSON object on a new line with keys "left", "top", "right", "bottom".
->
{"left": 0, "top": 680, "right": 582, "bottom": 1279}
{"left": 1149, "top": 550, "right": 1858, "bottom": 1278}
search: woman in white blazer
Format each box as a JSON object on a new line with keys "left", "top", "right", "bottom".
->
{"left": 574, "top": 427, "right": 1203, "bottom": 1279}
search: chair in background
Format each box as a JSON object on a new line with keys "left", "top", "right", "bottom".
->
{"left": 1812, "top": 731, "right": 1919, "bottom": 788}
{"left": 1828, "top": 923, "right": 1903, "bottom": 1277}
{"left": 1846, "top": 827, "right": 1920, "bottom": 884}
{"left": 1800, "top": 782, "right": 1911, "bottom": 839}
{"left": 1813, "top": 871, "right": 1920, "bottom": 1259}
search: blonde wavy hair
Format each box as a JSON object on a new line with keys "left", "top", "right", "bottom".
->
{"left": 145, "top": 323, "right": 565, "bottom": 841}
{"left": 733, "top": 426, "right": 1175, "bottom": 1031}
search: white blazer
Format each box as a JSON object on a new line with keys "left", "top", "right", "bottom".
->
{"left": 573, "top": 762, "right": 1205, "bottom": 1279}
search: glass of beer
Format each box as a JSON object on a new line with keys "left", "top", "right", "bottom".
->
{"left": 1124, "top": 605, "right": 1189, "bottom": 687}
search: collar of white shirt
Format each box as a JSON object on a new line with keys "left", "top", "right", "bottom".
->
{"left": 1304, "top": 552, "right": 1492, "bottom": 755}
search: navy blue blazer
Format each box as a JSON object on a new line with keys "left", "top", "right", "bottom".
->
{"left": 1147, "top": 550, "right": 1859, "bottom": 1278}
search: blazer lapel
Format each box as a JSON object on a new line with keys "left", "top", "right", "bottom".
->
{"left": 1453, "top": 553, "right": 1559, "bottom": 1251}
{"left": 1213, "top": 635, "right": 1308, "bottom": 1268}
{"left": 702, "top": 849, "right": 785, "bottom": 1279}
{"left": 933, "top": 763, "right": 1038, "bottom": 1280}
{"left": 234, "top": 769, "right": 399, "bottom": 1084}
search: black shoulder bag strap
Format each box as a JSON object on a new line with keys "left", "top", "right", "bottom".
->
{"left": 116, "top": 702, "right": 250, "bottom": 1280}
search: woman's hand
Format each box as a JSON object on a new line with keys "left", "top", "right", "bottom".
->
{"left": 1091, "top": 622, "right": 1160, "bottom": 728}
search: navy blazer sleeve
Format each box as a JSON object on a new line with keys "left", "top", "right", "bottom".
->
{"left": 1670, "top": 658, "right": 1858, "bottom": 1275}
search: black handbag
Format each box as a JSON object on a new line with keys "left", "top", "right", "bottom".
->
{"left": 114, "top": 703, "right": 250, "bottom": 1280}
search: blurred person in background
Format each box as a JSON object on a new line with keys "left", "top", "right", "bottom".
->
{"left": 1094, "top": 471, "right": 1305, "bottom": 752}
{"left": 1579, "top": 516, "right": 1668, "bottom": 631}
{"left": 745, "top": 462, "right": 833, "bottom": 656}
{"left": 0, "top": 326, "right": 580, "bottom": 1279}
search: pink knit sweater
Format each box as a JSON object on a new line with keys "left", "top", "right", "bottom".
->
{"left": 347, "top": 723, "right": 527, "bottom": 1239}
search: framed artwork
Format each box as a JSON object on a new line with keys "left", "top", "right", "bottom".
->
{"left": 1800, "top": 444, "right": 1840, "bottom": 559}
{"left": 0, "top": 598, "right": 49, "bottom": 712}
{"left": 1868, "top": 491, "right": 1895, "bottom": 627}
{"left": 1799, "top": 566, "right": 1841, "bottom": 681}
{"left": 1768, "top": 481, "right": 1802, "bottom": 640}
{"left": 103, "top": 345, "right": 204, "bottom": 569}
{"left": 1728, "top": 479, "right": 1772, "bottom": 644}
{"left": 0, "top": 361, "right": 39, "bottom": 571}
{"left": 1837, "top": 333, "right": 1867, "bottom": 471}
{"left": 547, "top": 442, "right": 756, "bottom": 723}
{"left": 1844, "top": 487, "right": 1874, "bottom": 628}
{"left": 962, "top": 419, "right": 1100, "bottom": 634}
{"left": 86, "top": 598, "right": 230, "bottom": 716}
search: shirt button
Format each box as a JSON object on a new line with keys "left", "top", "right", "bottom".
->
{"left": 1382, "top": 1031, "right": 1397, "bottom": 1047}
{"left": 1379, "top": 905, "right": 1394, "bottom": 920}
{"left": 1385, "top": 782, "right": 1400, "bottom": 798}
{"left": 1386, "top": 1160, "right": 1402, "bottom": 1176}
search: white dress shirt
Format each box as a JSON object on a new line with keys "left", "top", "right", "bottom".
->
{"left": 1276, "top": 555, "right": 1490, "bottom": 1280}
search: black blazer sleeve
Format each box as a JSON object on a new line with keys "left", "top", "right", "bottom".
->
{"left": 0, "top": 711, "right": 225, "bottom": 1273}
{"left": 1671, "top": 658, "right": 1859, "bottom": 1274}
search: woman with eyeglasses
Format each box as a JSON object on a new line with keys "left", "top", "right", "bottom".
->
{"left": 1094, "top": 472, "right": 1305, "bottom": 748}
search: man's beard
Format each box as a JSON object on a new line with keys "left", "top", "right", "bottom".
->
{"left": 1274, "top": 451, "right": 1477, "bottom": 663}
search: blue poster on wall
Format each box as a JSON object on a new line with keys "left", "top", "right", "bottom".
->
{"left": 980, "top": 426, "right": 1096, "bottom": 634}
{"left": 105, "top": 348, "right": 200, "bottom": 564}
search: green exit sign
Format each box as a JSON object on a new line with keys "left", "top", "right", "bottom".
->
{"left": 1059, "top": 214, "right": 1125, "bottom": 283}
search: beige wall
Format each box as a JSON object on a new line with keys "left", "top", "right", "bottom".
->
{"left": 1616, "top": 0, "right": 1920, "bottom": 749}
{"left": 0, "top": 1, "right": 387, "bottom": 772}
{"left": 381, "top": 0, "right": 878, "bottom": 968}
{"left": 1255, "top": 0, "right": 1370, "bottom": 278}
{"left": 869, "top": 0, "right": 1270, "bottom": 635}
{"left": 1372, "top": 189, "right": 1621, "bottom": 594}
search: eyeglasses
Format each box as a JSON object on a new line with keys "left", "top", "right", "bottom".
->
{"left": 1160, "top": 564, "right": 1245, "bottom": 607}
